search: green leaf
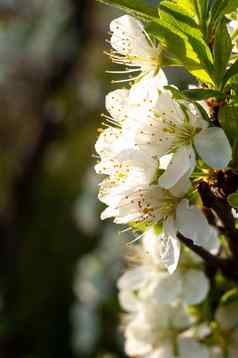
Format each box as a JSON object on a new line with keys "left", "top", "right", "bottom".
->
{"left": 182, "top": 88, "right": 224, "bottom": 100}
{"left": 214, "top": 18, "right": 232, "bottom": 88}
{"left": 164, "top": 85, "right": 187, "bottom": 100}
{"left": 228, "top": 192, "right": 238, "bottom": 208}
{"left": 173, "top": 0, "right": 197, "bottom": 18}
{"left": 224, "top": 0, "right": 238, "bottom": 13}
{"left": 223, "top": 59, "right": 238, "bottom": 86}
{"left": 155, "top": 1, "right": 214, "bottom": 84}
{"left": 171, "top": 0, "right": 208, "bottom": 24}
{"left": 219, "top": 104, "right": 238, "bottom": 168}
{"left": 218, "top": 105, "right": 238, "bottom": 144}
{"left": 210, "top": 0, "right": 238, "bottom": 29}
{"left": 147, "top": 22, "right": 200, "bottom": 68}
{"left": 221, "top": 287, "right": 238, "bottom": 305}
{"left": 96, "top": 0, "right": 159, "bottom": 22}
{"left": 193, "top": 0, "right": 208, "bottom": 37}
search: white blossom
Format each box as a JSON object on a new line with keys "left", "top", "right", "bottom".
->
{"left": 124, "top": 300, "right": 192, "bottom": 357}
{"left": 141, "top": 195, "right": 217, "bottom": 273}
{"left": 118, "top": 243, "right": 209, "bottom": 307}
{"left": 121, "top": 297, "right": 212, "bottom": 358}
{"left": 109, "top": 15, "right": 163, "bottom": 81}
{"left": 133, "top": 91, "right": 232, "bottom": 189}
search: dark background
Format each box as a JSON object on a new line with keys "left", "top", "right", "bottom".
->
{"left": 0, "top": 1, "right": 125, "bottom": 357}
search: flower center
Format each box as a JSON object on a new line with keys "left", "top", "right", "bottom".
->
{"left": 158, "top": 190, "right": 180, "bottom": 218}
{"left": 108, "top": 48, "right": 161, "bottom": 73}
{"left": 170, "top": 124, "right": 199, "bottom": 151}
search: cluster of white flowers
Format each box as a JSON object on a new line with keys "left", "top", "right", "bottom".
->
{"left": 95, "top": 14, "right": 234, "bottom": 358}
{"left": 118, "top": 238, "right": 211, "bottom": 357}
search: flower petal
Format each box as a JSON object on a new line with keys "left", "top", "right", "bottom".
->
{"left": 172, "top": 304, "right": 192, "bottom": 329}
{"left": 159, "top": 145, "right": 195, "bottom": 189}
{"left": 163, "top": 217, "right": 181, "bottom": 274}
{"left": 110, "top": 15, "right": 148, "bottom": 56}
{"left": 129, "top": 72, "right": 167, "bottom": 106}
{"left": 117, "top": 266, "right": 149, "bottom": 291}
{"left": 142, "top": 227, "right": 164, "bottom": 266}
{"left": 169, "top": 175, "right": 191, "bottom": 198}
{"left": 178, "top": 337, "right": 209, "bottom": 358}
{"left": 147, "top": 344, "right": 175, "bottom": 358}
{"left": 153, "top": 271, "right": 182, "bottom": 304}
{"left": 176, "top": 199, "right": 209, "bottom": 246}
{"left": 181, "top": 269, "right": 209, "bottom": 305}
{"left": 118, "top": 290, "right": 140, "bottom": 313}
{"left": 125, "top": 333, "right": 152, "bottom": 356}
{"left": 194, "top": 127, "right": 232, "bottom": 169}
{"left": 203, "top": 226, "right": 220, "bottom": 255}
{"left": 105, "top": 89, "right": 129, "bottom": 121}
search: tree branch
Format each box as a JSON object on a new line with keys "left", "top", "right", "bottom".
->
{"left": 198, "top": 181, "right": 238, "bottom": 262}
{"left": 177, "top": 232, "right": 238, "bottom": 282}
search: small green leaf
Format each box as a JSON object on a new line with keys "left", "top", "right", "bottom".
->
{"left": 228, "top": 192, "right": 238, "bottom": 209}
{"left": 164, "top": 85, "right": 187, "bottom": 100}
{"left": 218, "top": 105, "right": 238, "bottom": 145}
{"left": 214, "top": 18, "right": 232, "bottom": 88}
{"left": 96, "top": 0, "right": 159, "bottom": 22}
{"left": 223, "top": 59, "right": 238, "bottom": 86}
{"left": 182, "top": 88, "right": 224, "bottom": 100}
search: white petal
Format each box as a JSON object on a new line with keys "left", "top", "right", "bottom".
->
{"left": 129, "top": 73, "right": 166, "bottom": 106}
{"left": 153, "top": 271, "right": 182, "bottom": 304}
{"left": 169, "top": 175, "right": 191, "bottom": 198}
{"left": 176, "top": 199, "right": 209, "bottom": 246}
{"left": 202, "top": 226, "right": 220, "bottom": 255}
{"left": 118, "top": 290, "right": 140, "bottom": 312}
{"left": 110, "top": 15, "right": 156, "bottom": 67}
{"left": 155, "top": 91, "right": 185, "bottom": 126}
{"left": 115, "top": 186, "right": 165, "bottom": 224}
{"left": 100, "top": 206, "right": 118, "bottom": 220}
{"left": 178, "top": 337, "right": 209, "bottom": 358}
{"left": 194, "top": 127, "right": 232, "bottom": 169}
{"left": 95, "top": 127, "right": 121, "bottom": 157}
{"left": 181, "top": 269, "right": 209, "bottom": 305}
{"left": 105, "top": 89, "right": 129, "bottom": 121}
{"left": 125, "top": 334, "right": 152, "bottom": 356}
{"left": 125, "top": 313, "right": 154, "bottom": 347}
{"left": 147, "top": 344, "right": 175, "bottom": 358}
{"left": 117, "top": 266, "right": 149, "bottom": 291}
{"left": 115, "top": 148, "right": 157, "bottom": 183}
{"left": 163, "top": 217, "right": 181, "bottom": 274}
{"left": 159, "top": 154, "right": 173, "bottom": 170}
{"left": 172, "top": 304, "right": 192, "bottom": 329}
{"left": 143, "top": 227, "right": 163, "bottom": 265}
{"left": 157, "top": 69, "right": 168, "bottom": 89}
{"left": 159, "top": 145, "right": 196, "bottom": 189}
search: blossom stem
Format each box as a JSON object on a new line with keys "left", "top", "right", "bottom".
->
{"left": 177, "top": 233, "right": 238, "bottom": 282}
{"left": 198, "top": 181, "right": 238, "bottom": 262}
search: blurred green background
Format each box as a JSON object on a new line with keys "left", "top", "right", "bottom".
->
{"left": 0, "top": 1, "right": 127, "bottom": 357}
